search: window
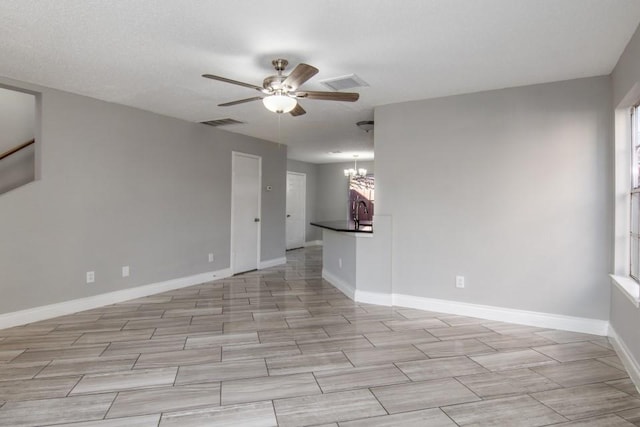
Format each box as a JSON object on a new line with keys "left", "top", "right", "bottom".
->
{"left": 610, "top": 98, "right": 640, "bottom": 305}
{"left": 631, "top": 105, "right": 640, "bottom": 281}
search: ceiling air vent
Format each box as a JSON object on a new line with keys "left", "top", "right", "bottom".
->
{"left": 200, "top": 118, "right": 245, "bottom": 127}
{"left": 319, "top": 74, "right": 369, "bottom": 91}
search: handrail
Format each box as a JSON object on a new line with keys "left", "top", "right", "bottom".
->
{"left": 0, "top": 139, "right": 35, "bottom": 161}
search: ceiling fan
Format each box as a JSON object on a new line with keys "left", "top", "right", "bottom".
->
{"left": 202, "top": 59, "right": 360, "bottom": 117}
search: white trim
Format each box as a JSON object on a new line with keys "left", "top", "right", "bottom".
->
{"left": 258, "top": 257, "right": 287, "bottom": 269}
{"left": 392, "top": 293, "right": 609, "bottom": 336}
{"left": 610, "top": 274, "right": 640, "bottom": 307}
{"left": 322, "top": 269, "right": 355, "bottom": 300}
{"left": 355, "top": 289, "right": 393, "bottom": 306}
{"left": 321, "top": 271, "right": 609, "bottom": 336}
{"left": 613, "top": 107, "right": 633, "bottom": 278}
{"left": 0, "top": 268, "right": 232, "bottom": 330}
{"left": 286, "top": 171, "right": 306, "bottom": 250}
{"left": 257, "top": 155, "right": 262, "bottom": 271}
{"left": 321, "top": 270, "right": 392, "bottom": 306}
{"left": 303, "top": 240, "right": 323, "bottom": 247}
{"left": 231, "top": 151, "right": 262, "bottom": 275}
{"left": 609, "top": 325, "right": 640, "bottom": 394}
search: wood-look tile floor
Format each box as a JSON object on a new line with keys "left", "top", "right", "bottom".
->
{"left": 0, "top": 246, "right": 638, "bottom": 426}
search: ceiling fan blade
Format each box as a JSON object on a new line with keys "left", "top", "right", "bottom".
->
{"left": 295, "top": 91, "right": 359, "bottom": 102}
{"left": 290, "top": 103, "right": 306, "bottom": 117}
{"left": 202, "top": 74, "right": 264, "bottom": 92}
{"left": 282, "top": 64, "right": 319, "bottom": 90}
{"left": 218, "top": 96, "right": 263, "bottom": 107}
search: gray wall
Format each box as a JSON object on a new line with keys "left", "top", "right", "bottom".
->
{"left": 317, "top": 161, "right": 374, "bottom": 222}
{"left": 376, "top": 76, "right": 612, "bottom": 320}
{"left": 0, "top": 76, "right": 286, "bottom": 315}
{"left": 611, "top": 24, "right": 640, "bottom": 363}
{"left": 613, "top": 23, "right": 640, "bottom": 107}
{"left": 287, "top": 159, "right": 320, "bottom": 242}
{"left": 322, "top": 230, "right": 357, "bottom": 288}
{"left": 610, "top": 288, "right": 640, "bottom": 364}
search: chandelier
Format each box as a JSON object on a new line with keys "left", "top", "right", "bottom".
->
{"left": 344, "top": 155, "right": 367, "bottom": 177}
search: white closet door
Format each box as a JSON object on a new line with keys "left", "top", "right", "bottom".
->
{"left": 231, "top": 152, "right": 261, "bottom": 273}
{"left": 286, "top": 171, "right": 306, "bottom": 250}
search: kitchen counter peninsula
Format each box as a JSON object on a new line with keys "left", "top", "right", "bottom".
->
{"left": 310, "top": 220, "right": 373, "bottom": 233}
{"left": 311, "top": 217, "right": 391, "bottom": 305}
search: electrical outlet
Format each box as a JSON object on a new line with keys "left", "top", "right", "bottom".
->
{"left": 122, "top": 266, "right": 130, "bottom": 277}
{"left": 338, "top": 258, "right": 343, "bottom": 269}
{"left": 456, "top": 275, "right": 465, "bottom": 288}
{"left": 208, "top": 253, "right": 214, "bottom": 263}
{"left": 86, "top": 271, "right": 95, "bottom": 284}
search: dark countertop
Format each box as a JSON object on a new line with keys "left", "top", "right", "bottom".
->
{"left": 310, "top": 220, "right": 373, "bottom": 233}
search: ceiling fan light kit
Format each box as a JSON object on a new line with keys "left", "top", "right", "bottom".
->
{"left": 203, "top": 58, "right": 360, "bottom": 117}
{"left": 262, "top": 93, "right": 297, "bottom": 114}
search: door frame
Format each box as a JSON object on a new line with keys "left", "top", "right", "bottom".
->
{"left": 230, "top": 151, "right": 262, "bottom": 274}
{"left": 286, "top": 171, "right": 307, "bottom": 250}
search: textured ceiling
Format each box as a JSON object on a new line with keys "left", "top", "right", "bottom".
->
{"left": 1, "top": 0, "right": 639, "bottom": 163}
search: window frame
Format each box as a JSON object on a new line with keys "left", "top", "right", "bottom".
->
{"left": 630, "top": 104, "right": 640, "bottom": 282}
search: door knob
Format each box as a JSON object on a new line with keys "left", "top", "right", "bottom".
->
{"left": 254, "top": 218, "right": 260, "bottom": 222}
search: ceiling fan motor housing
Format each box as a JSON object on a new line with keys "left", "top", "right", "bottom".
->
{"left": 272, "top": 58, "right": 288, "bottom": 72}
{"left": 263, "top": 75, "right": 286, "bottom": 92}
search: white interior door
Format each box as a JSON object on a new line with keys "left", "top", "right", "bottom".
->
{"left": 231, "top": 152, "right": 261, "bottom": 274}
{"left": 286, "top": 171, "right": 306, "bottom": 250}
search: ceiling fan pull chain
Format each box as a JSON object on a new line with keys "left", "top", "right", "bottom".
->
{"left": 278, "top": 114, "right": 282, "bottom": 145}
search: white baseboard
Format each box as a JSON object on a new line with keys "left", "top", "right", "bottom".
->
{"left": 609, "top": 326, "right": 640, "bottom": 394}
{"left": 324, "top": 272, "right": 394, "bottom": 306}
{"left": 320, "top": 273, "right": 609, "bottom": 336}
{"left": 0, "top": 268, "right": 232, "bottom": 330}
{"left": 392, "top": 293, "right": 609, "bottom": 336}
{"left": 304, "top": 240, "right": 323, "bottom": 247}
{"left": 355, "top": 289, "right": 393, "bottom": 306}
{"left": 258, "top": 257, "right": 287, "bottom": 269}
{"left": 322, "top": 269, "right": 355, "bottom": 300}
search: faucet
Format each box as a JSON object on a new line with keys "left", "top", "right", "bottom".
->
{"left": 353, "top": 200, "right": 369, "bottom": 229}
